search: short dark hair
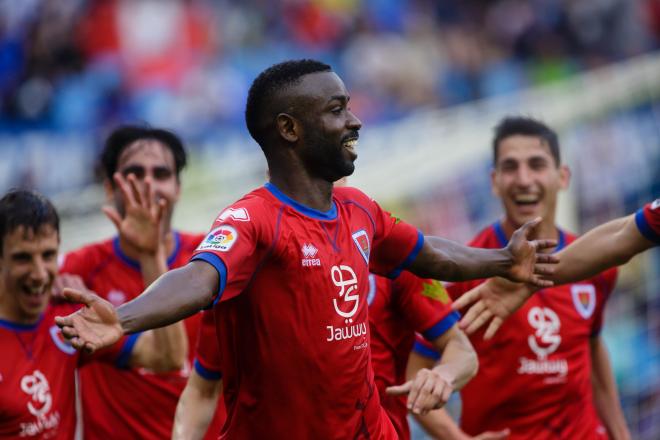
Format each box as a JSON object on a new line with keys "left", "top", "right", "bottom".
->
{"left": 100, "top": 125, "right": 187, "bottom": 182}
{"left": 493, "top": 117, "right": 560, "bottom": 166}
{"left": 245, "top": 59, "right": 332, "bottom": 148}
{"left": 0, "top": 189, "right": 60, "bottom": 254}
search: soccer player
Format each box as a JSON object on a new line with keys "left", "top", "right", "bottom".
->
{"left": 0, "top": 189, "right": 183, "bottom": 439}
{"left": 56, "top": 60, "right": 559, "bottom": 439}
{"left": 58, "top": 126, "right": 219, "bottom": 439}
{"left": 454, "top": 199, "right": 659, "bottom": 338}
{"left": 408, "top": 117, "right": 630, "bottom": 439}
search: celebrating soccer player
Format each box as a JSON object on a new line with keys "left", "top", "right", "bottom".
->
{"left": 56, "top": 60, "right": 559, "bottom": 439}
{"left": 0, "top": 189, "right": 184, "bottom": 439}
{"left": 58, "top": 126, "right": 222, "bottom": 439}
{"left": 408, "top": 117, "right": 630, "bottom": 439}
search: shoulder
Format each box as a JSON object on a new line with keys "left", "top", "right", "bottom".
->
{"left": 333, "top": 186, "right": 375, "bottom": 206}
{"left": 467, "top": 225, "right": 499, "bottom": 248}
{"left": 60, "top": 239, "right": 114, "bottom": 272}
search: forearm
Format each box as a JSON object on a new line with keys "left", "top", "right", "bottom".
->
{"left": 138, "top": 252, "right": 189, "bottom": 369}
{"left": 415, "top": 408, "right": 468, "bottom": 440}
{"left": 411, "top": 237, "right": 512, "bottom": 282}
{"left": 172, "top": 373, "right": 221, "bottom": 440}
{"left": 554, "top": 215, "right": 651, "bottom": 284}
{"left": 431, "top": 328, "right": 478, "bottom": 390}
{"left": 119, "top": 261, "right": 217, "bottom": 334}
{"left": 591, "top": 338, "right": 631, "bottom": 440}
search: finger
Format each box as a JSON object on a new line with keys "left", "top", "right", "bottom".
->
{"left": 465, "top": 309, "right": 493, "bottom": 335}
{"left": 535, "top": 254, "right": 559, "bottom": 264}
{"left": 484, "top": 317, "right": 503, "bottom": 340}
{"left": 126, "top": 174, "right": 144, "bottom": 207}
{"left": 527, "top": 276, "right": 554, "bottom": 288}
{"left": 102, "top": 206, "right": 122, "bottom": 231}
{"left": 114, "top": 172, "right": 137, "bottom": 207}
{"left": 533, "top": 239, "right": 557, "bottom": 251}
{"left": 59, "top": 324, "right": 78, "bottom": 339}
{"left": 70, "top": 336, "right": 87, "bottom": 350}
{"left": 143, "top": 176, "right": 153, "bottom": 212}
{"left": 439, "top": 382, "right": 452, "bottom": 405}
{"left": 411, "top": 378, "right": 434, "bottom": 414}
{"left": 61, "top": 287, "right": 94, "bottom": 306}
{"left": 154, "top": 197, "right": 168, "bottom": 225}
{"left": 83, "top": 342, "right": 96, "bottom": 354}
{"left": 452, "top": 288, "right": 480, "bottom": 311}
{"left": 518, "top": 217, "right": 542, "bottom": 237}
{"left": 533, "top": 265, "right": 555, "bottom": 276}
{"left": 459, "top": 301, "right": 485, "bottom": 330}
{"left": 385, "top": 381, "right": 411, "bottom": 396}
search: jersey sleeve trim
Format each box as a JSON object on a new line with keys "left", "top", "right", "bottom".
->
{"left": 413, "top": 339, "right": 441, "bottom": 361}
{"left": 194, "top": 358, "right": 223, "bottom": 381}
{"left": 191, "top": 252, "right": 228, "bottom": 307}
{"left": 387, "top": 230, "right": 424, "bottom": 278}
{"left": 635, "top": 208, "right": 660, "bottom": 243}
{"left": 421, "top": 311, "right": 460, "bottom": 341}
{"left": 116, "top": 332, "right": 141, "bottom": 369}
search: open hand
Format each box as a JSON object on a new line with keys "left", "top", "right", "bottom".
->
{"left": 453, "top": 277, "right": 536, "bottom": 339}
{"left": 103, "top": 172, "right": 168, "bottom": 255}
{"left": 505, "top": 218, "right": 558, "bottom": 287}
{"left": 385, "top": 367, "right": 453, "bottom": 415}
{"left": 54, "top": 288, "right": 123, "bottom": 353}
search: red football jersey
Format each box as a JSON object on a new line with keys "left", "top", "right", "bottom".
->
{"left": 415, "top": 222, "right": 618, "bottom": 440}
{"left": 60, "top": 232, "right": 205, "bottom": 440}
{"left": 191, "top": 310, "right": 226, "bottom": 439}
{"left": 368, "top": 272, "right": 459, "bottom": 440}
{"left": 191, "top": 183, "right": 423, "bottom": 439}
{"left": 0, "top": 303, "right": 131, "bottom": 439}
{"left": 635, "top": 199, "right": 660, "bottom": 244}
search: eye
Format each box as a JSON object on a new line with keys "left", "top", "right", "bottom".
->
{"left": 153, "top": 167, "right": 173, "bottom": 180}
{"left": 43, "top": 250, "right": 57, "bottom": 262}
{"left": 331, "top": 106, "right": 343, "bottom": 115}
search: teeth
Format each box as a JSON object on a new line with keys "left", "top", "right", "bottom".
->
{"left": 26, "top": 286, "right": 45, "bottom": 295}
{"left": 515, "top": 194, "right": 538, "bottom": 203}
{"left": 344, "top": 139, "right": 358, "bottom": 148}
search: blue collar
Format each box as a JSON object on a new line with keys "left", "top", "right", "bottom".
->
{"left": 113, "top": 232, "right": 182, "bottom": 271}
{"left": 493, "top": 221, "right": 565, "bottom": 252}
{"left": 0, "top": 314, "right": 43, "bottom": 332}
{"left": 265, "top": 182, "right": 337, "bottom": 221}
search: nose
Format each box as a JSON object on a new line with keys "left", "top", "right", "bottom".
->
{"left": 515, "top": 165, "right": 533, "bottom": 187}
{"left": 347, "top": 110, "right": 362, "bottom": 131}
{"left": 30, "top": 258, "right": 49, "bottom": 285}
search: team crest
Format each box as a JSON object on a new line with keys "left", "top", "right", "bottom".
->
{"left": 571, "top": 284, "right": 596, "bottom": 319}
{"left": 198, "top": 225, "right": 238, "bottom": 252}
{"left": 352, "top": 230, "right": 370, "bottom": 264}
{"left": 49, "top": 325, "right": 76, "bottom": 355}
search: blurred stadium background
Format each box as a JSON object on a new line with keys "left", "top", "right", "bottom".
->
{"left": 1, "top": 0, "right": 658, "bottom": 438}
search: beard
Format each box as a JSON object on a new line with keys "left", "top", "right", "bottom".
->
{"left": 301, "top": 127, "right": 356, "bottom": 182}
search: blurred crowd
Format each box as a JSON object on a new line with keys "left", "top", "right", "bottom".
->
{"left": 1, "top": 0, "right": 658, "bottom": 138}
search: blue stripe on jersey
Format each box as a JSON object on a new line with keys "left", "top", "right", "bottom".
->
{"left": 113, "top": 232, "right": 182, "bottom": 270}
{"left": 387, "top": 230, "right": 424, "bottom": 278}
{"left": 493, "top": 221, "right": 566, "bottom": 252}
{"left": 422, "top": 311, "right": 460, "bottom": 341}
{"left": 194, "top": 358, "right": 222, "bottom": 381}
{"left": 413, "top": 339, "right": 441, "bottom": 361}
{"left": 191, "top": 252, "right": 228, "bottom": 307}
{"left": 636, "top": 209, "right": 660, "bottom": 243}
{"left": 116, "top": 332, "right": 141, "bottom": 368}
{"left": 265, "top": 182, "right": 337, "bottom": 220}
{"left": 0, "top": 315, "right": 43, "bottom": 331}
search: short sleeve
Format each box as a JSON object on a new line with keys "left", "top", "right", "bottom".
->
{"left": 393, "top": 272, "right": 459, "bottom": 342}
{"left": 366, "top": 200, "right": 423, "bottom": 278}
{"left": 191, "top": 200, "right": 273, "bottom": 305}
{"left": 412, "top": 334, "right": 441, "bottom": 361}
{"left": 591, "top": 267, "right": 619, "bottom": 336}
{"left": 80, "top": 333, "right": 140, "bottom": 368}
{"left": 635, "top": 200, "right": 660, "bottom": 244}
{"left": 193, "top": 310, "right": 222, "bottom": 380}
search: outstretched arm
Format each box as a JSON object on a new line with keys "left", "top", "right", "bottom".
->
{"left": 552, "top": 214, "right": 653, "bottom": 285}
{"left": 409, "top": 218, "right": 557, "bottom": 287}
{"left": 56, "top": 260, "right": 218, "bottom": 352}
{"left": 172, "top": 370, "right": 222, "bottom": 440}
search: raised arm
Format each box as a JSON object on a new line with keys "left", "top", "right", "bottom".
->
{"left": 408, "top": 218, "right": 557, "bottom": 286}
{"left": 56, "top": 260, "right": 218, "bottom": 352}
{"left": 552, "top": 213, "right": 654, "bottom": 285}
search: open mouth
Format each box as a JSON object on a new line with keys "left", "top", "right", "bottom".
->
{"left": 343, "top": 138, "right": 358, "bottom": 154}
{"left": 513, "top": 194, "right": 540, "bottom": 207}
{"left": 21, "top": 285, "right": 48, "bottom": 306}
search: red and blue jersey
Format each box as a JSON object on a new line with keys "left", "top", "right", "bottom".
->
{"left": 368, "top": 272, "right": 459, "bottom": 440}
{"left": 0, "top": 303, "right": 132, "bottom": 439}
{"left": 635, "top": 199, "right": 660, "bottom": 244}
{"left": 60, "top": 232, "right": 205, "bottom": 440}
{"left": 192, "top": 183, "right": 423, "bottom": 439}
{"left": 191, "top": 310, "right": 226, "bottom": 439}
{"left": 414, "top": 222, "right": 618, "bottom": 440}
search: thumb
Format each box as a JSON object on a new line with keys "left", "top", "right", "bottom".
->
{"left": 62, "top": 288, "right": 93, "bottom": 306}
{"left": 385, "top": 381, "right": 412, "bottom": 396}
{"left": 519, "top": 217, "right": 542, "bottom": 238}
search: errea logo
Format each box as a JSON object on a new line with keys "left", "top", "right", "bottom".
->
{"left": 301, "top": 243, "right": 321, "bottom": 267}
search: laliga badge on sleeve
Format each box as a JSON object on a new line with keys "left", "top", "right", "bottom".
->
{"left": 198, "top": 225, "right": 238, "bottom": 252}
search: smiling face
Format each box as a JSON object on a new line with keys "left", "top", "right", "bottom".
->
{"left": 289, "top": 71, "right": 362, "bottom": 182}
{"left": 0, "top": 225, "right": 59, "bottom": 323}
{"left": 491, "top": 135, "right": 570, "bottom": 228}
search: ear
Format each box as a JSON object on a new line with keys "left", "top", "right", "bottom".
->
{"left": 558, "top": 165, "right": 571, "bottom": 190}
{"left": 276, "top": 113, "right": 300, "bottom": 143}
{"left": 490, "top": 168, "right": 500, "bottom": 197}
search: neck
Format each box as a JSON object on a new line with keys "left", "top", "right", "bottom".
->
{"left": 268, "top": 168, "right": 334, "bottom": 212}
